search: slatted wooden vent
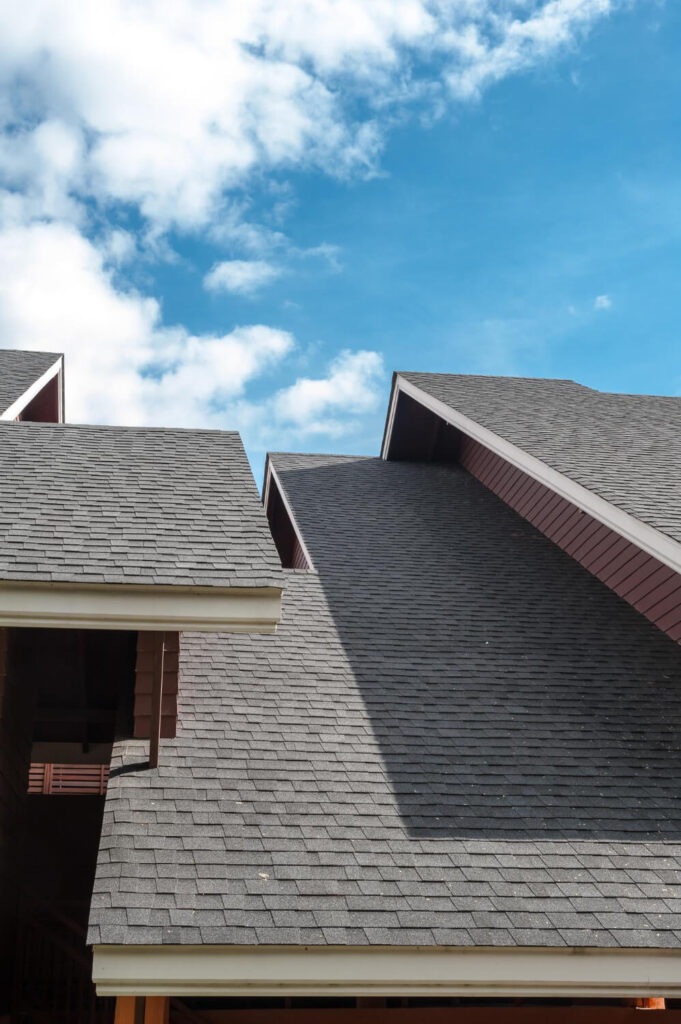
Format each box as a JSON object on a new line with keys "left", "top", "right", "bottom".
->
{"left": 28, "top": 763, "right": 109, "bottom": 795}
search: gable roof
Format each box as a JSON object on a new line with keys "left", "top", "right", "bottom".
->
{"left": 0, "top": 348, "right": 62, "bottom": 417}
{"left": 89, "top": 453, "right": 681, "bottom": 951}
{"left": 0, "top": 421, "right": 282, "bottom": 629}
{"left": 0, "top": 420, "right": 281, "bottom": 590}
{"left": 392, "top": 372, "right": 681, "bottom": 551}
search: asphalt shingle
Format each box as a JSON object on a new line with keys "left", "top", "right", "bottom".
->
{"left": 0, "top": 348, "right": 61, "bottom": 415}
{"left": 89, "top": 455, "right": 681, "bottom": 948}
{"left": 0, "top": 420, "right": 281, "bottom": 588}
{"left": 398, "top": 371, "right": 681, "bottom": 548}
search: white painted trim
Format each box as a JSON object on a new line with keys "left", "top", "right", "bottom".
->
{"left": 263, "top": 460, "right": 314, "bottom": 571}
{"left": 93, "top": 944, "right": 681, "bottom": 998}
{"left": 383, "top": 375, "right": 681, "bottom": 578}
{"left": 0, "top": 581, "right": 281, "bottom": 632}
{"left": 1, "top": 356, "right": 63, "bottom": 421}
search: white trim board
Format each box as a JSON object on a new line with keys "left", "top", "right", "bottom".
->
{"left": 383, "top": 375, "right": 681, "bottom": 579}
{"left": 1, "top": 356, "right": 63, "bottom": 421}
{"left": 263, "top": 459, "right": 315, "bottom": 571}
{"left": 0, "top": 581, "right": 281, "bottom": 632}
{"left": 93, "top": 944, "right": 681, "bottom": 999}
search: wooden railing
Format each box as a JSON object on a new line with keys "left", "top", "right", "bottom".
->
{"left": 28, "top": 763, "right": 109, "bottom": 796}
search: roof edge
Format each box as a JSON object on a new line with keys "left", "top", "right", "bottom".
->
{"left": 93, "top": 943, "right": 681, "bottom": 999}
{"left": 263, "top": 456, "right": 315, "bottom": 571}
{"left": 383, "top": 374, "right": 681, "bottom": 579}
{"left": 0, "top": 354, "right": 64, "bottom": 422}
{"left": 0, "top": 580, "right": 282, "bottom": 632}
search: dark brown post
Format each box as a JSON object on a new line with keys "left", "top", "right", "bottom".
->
{"left": 148, "top": 632, "right": 165, "bottom": 769}
{"left": 144, "top": 996, "right": 169, "bottom": 1024}
{"left": 114, "top": 996, "right": 143, "bottom": 1023}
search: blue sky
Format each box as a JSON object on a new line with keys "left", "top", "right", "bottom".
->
{"left": 0, "top": 1, "right": 679, "bottom": 483}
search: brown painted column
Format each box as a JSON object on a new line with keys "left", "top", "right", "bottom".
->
{"left": 114, "top": 996, "right": 144, "bottom": 1023}
{"left": 148, "top": 632, "right": 165, "bottom": 769}
{"left": 144, "top": 996, "right": 170, "bottom": 1024}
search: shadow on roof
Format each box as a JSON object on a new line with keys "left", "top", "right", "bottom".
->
{"left": 276, "top": 455, "right": 681, "bottom": 842}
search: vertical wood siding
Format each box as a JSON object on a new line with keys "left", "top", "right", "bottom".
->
{"left": 459, "top": 435, "right": 681, "bottom": 645}
{"left": 133, "top": 631, "right": 179, "bottom": 739}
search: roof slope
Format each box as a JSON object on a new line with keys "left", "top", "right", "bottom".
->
{"left": 398, "top": 372, "right": 681, "bottom": 547}
{"left": 0, "top": 348, "right": 61, "bottom": 415}
{"left": 0, "top": 421, "right": 281, "bottom": 588}
{"left": 90, "top": 455, "right": 681, "bottom": 949}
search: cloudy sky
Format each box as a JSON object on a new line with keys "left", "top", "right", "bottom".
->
{"left": 1, "top": 1, "right": 679, "bottom": 480}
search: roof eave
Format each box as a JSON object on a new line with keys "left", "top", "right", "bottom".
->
{"left": 0, "top": 354, "right": 64, "bottom": 422}
{"left": 0, "top": 580, "right": 282, "bottom": 632}
{"left": 93, "top": 943, "right": 681, "bottom": 999}
{"left": 383, "top": 373, "right": 681, "bottom": 579}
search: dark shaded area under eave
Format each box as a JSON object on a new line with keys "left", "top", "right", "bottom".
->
{"left": 274, "top": 454, "right": 681, "bottom": 842}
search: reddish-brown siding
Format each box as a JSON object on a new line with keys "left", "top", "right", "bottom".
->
{"left": 459, "top": 435, "right": 681, "bottom": 645}
{"left": 16, "top": 372, "right": 61, "bottom": 423}
{"left": 133, "top": 631, "right": 179, "bottom": 739}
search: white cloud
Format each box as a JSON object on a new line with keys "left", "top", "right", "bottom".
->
{"left": 445, "top": 0, "right": 612, "bottom": 100}
{"left": 0, "top": 1, "right": 617, "bottom": 232}
{"left": 0, "top": 221, "right": 293, "bottom": 426}
{"left": 0, "top": 219, "right": 381, "bottom": 445}
{"left": 204, "top": 260, "right": 282, "bottom": 295}
{"left": 0, "top": 0, "right": 618, "bottom": 441}
{"left": 594, "top": 293, "right": 612, "bottom": 309}
{"left": 271, "top": 349, "right": 385, "bottom": 436}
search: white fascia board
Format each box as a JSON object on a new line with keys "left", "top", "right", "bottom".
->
{"left": 0, "top": 581, "right": 281, "bottom": 632}
{"left": 383, "top": 375, "right": 681, "bottom": 578}
{"left": 1, "top": 356, "right": 64, "bottom": 421}
{"left": 263, "top": 460, "right": 314, "bottom": 570}
{"left": 93, "top": 944, "right": 681, "bottom": 999}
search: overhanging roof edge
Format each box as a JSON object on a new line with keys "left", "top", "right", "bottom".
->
{"left": 0, "top": 579, "right": 282, "bottom": 632}
{"left": 383, "top": 373, "right": 681, "bottom": 579}
{"left": 92, "top": 943, "right": 681, "bottom": 998}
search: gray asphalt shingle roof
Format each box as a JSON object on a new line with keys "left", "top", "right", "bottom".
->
{"left": 0, "top": 421, "right": 281, "bottom": 588}
{"left": 0, "top": 348, "right": 61, "bottom": 415}
{"left": 399, "top": 372, "right": 681, "bottom": 548}
{"left": 89, "top": 454, "right": 681, "bottom": 949}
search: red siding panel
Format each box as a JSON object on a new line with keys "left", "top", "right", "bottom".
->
{"left": 133, "top": 631, "right": 179, "bottom": 739}
{"left": 459, "top": 436, "right": 681, "bottom": 646}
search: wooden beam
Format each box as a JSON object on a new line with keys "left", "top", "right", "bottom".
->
{"left": 633, "top": 998, "right": 666, "bottom": 1010}
{"left": 145, "top": 996, "right": 170, "bottom": 1024}
{"left": 114, "top": 996, "right": 142, "bottom": 1024}
{"left": 148, "top": 632, "right": 165, "bottom": 769}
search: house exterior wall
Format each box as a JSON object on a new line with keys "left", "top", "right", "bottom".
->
{"left": 459, "top": 435, "right": 681, "bottom": 645}
{"left": 134, "top": 631, "right": 180, "bottom": 739}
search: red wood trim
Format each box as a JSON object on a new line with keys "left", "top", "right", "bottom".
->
{"left": 148, "top": 632, "right": 165, "bottom": 770}
{"left": 28, "top": 763, "right": 109, "bottom": 795}
{"left": 459, "top": 436, "right": 681, "bottom": 646}
{"left": 144, "top": 996, "right": 169, "bottom": 1024}
{"left": 115, "top": 996, "right": 138, "bottom": 1024}
{"left": 134, "top": 631, "right": 179, "bottom": 740}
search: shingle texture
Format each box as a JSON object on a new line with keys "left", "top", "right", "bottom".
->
{"left": 0, "top": 349, "right": 61, "bottom": 415}
{"left": 399, "top": 371, "right": 681, "bottom": 547}
{"left": 0, "top": 421, "right": 281, "bottom": 588}
{"left": 89, "top": 455, "right": 681, "bottom": 949}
